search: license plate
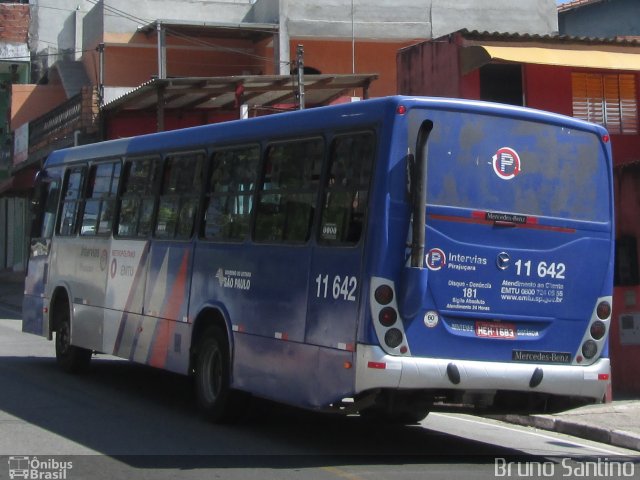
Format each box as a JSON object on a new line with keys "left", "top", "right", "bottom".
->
{"left": 475, "top": 321, "right": 516, "bottom": 339}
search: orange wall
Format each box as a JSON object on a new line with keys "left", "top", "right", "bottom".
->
{"left": 11, "top": 85, "right": 67, "bottom": 130}
{"left": 98, "top": 35, "right": 271, "bottom": 87}
{"left": 294, "top": 39, "right": 414, "bottom": 97}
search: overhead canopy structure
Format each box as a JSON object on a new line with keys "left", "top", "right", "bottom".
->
{"left": 137, "top": 19, "right": 279, "bottom": 42}
{"left": 461, "top": 44, "right": 640, "bottom": 74}
{"left": 103, "top": 74, "right": 378, "bottom": 130}
{"left": 0, "top": 167, "right": 37, "bottom": 195}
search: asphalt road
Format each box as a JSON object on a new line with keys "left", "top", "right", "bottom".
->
{"left": 0, "top": 318, "right": 637, "bottom": 480}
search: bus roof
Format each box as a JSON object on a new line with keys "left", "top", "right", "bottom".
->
{"left": 44, "top": 95, "right": 608, "bottom": 167}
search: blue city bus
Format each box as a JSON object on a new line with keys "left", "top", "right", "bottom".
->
{"left": 23, "top": 96, "right": 613, "bottom": 422}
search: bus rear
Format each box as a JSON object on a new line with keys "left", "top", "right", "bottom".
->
{"left": 356, "top": 98, "right": 613, "bottom": 416}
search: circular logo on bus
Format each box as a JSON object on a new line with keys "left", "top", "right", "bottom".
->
{"left": 424, "top": 310, "right": 440, "bottom": 328}
{"left": 426, "top": 248, "right": 446, "bottom": 271}
{"left": 492, "top": 147, "right": 521, "bottom": 180}
{"left": 100, "top": 249, "right": 108, "bottom": 271}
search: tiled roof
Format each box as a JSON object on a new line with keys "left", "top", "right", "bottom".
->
{"left": 557, "top": 0, "right": 605, "bottom": 13}
{"left": 457, "top": 29, "right": 640, "bottom": 46}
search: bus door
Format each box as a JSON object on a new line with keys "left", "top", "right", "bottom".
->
{"left": 23, "top": 170, "right": 61, "bottom": 336}
{"left": 141, "top": 152, "right": 204, "bottom": 370}
{"left": 306, "top": 132, "right": 376, "bottom": 358}
{"left": 106, "top": 156, "right": 158, "bottom": 358}
{"left": 407, "top": 107, "right": 612, "bottom": 365}
{"left": 57, "top": 161, "right": 121, "bottom": 352}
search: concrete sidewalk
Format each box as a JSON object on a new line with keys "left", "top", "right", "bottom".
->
{"left": 493, "top": 401, "right": 640, "bottom": 452}
{"left": 0, "top": 269, "right": 638, "bottom": 452}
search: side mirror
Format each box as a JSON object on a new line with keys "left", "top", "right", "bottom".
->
{"left": 30, "top": 170, "right": 51, "bottom": 212}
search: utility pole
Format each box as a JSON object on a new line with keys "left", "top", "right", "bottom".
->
{"left": 296, "top": 45, "right": 305, "bottom": 110}
{"left": 97, "top": 43, "right": 105, "bottom": 108}
{"left": 157, "top": 21, "right": 166, "bottom": 80}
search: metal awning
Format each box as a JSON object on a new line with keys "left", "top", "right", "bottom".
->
{"left": 0, "top": 167, "right": 37, "bottom": 196}
{"left": 137, "top": 19, "right": 279, "bottom": 42}
{"left": 103, "top": 74, "right": 378, "bottom": 114}
{"left": 461, "top": 45, "right": 640, "bottom": 74}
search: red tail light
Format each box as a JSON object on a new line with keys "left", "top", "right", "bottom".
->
{"left": 596, "top": 301, "right": 611, "bottom": 320}
{"left": 379, "top": 307, "right": 397, "bottom": 327}
{"left": 590, "top": 321, "right": 606, "bottom": 340}
{"left": 374, "top": 285, "right": 394, "bottom": 305}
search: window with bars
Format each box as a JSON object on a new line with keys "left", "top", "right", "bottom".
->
{"left": 571, "top": 72, "right": 638, "bottom": 135}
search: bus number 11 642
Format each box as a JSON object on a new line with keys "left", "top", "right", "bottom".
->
{"left": 315, "top": 274, "right": 358, "bottom": 301}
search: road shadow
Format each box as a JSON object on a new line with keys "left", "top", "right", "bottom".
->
{"left": 0, "top": 355, "right": 544, "bottom": 470}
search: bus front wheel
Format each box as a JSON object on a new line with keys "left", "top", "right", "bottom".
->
{"left": 54, "top": 302, "right": 92, "bottom": 373}
{"left": 194, "top": 327, "right": 244, "bottom": 423}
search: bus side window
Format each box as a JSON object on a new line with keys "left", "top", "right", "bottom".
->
{"left": 203, "top": 146, "right": 259, "bottom": 242}
{"left": 254, "top": 138, "right": 324, "bottom": 243}
{"left": 117, "top": 157, "right": 159, "bottom": 238}
{"left": 58, "top": 167, "right": 86, "bottom": 236}
{"left": 319, "top": 132, "right": 374, "bottom": 246}
{"left": 81, "top": 161, "right": 121, "bottom": 236}
{"left": 155, "top": 152, "right": 204, "bottom": 240}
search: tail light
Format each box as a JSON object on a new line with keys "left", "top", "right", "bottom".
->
{"left": 385, "top": 328, "right": 403, "bottom": 348}
{"left": 575, "top": 297, "right": 611, "bottom": 366}
{"left": 590, "top": 321, "right": 606, "bottom": 340}
{"left": 370, "top": 277, "right": 410, "bottom": 356}
{"left": 379, "top": 307, "right": 397, "bottom": 327}
{"left": 596, "top": 301, "right": 611, "bottom": 320}
{"left": 374, "top": 285, "right": 394, "bottom": 305}
{"left": 582, "top": 340, "right": 598, "bottom": 359}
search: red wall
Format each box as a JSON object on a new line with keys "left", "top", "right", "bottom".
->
{"left": 106, "top": 110, "right": 238, "bottom": 139}
{"left": 524, "top": 64, "right": 573, "bottom": 115}
{"left": 397, "top": 40, "right": 462, "bottom": 98}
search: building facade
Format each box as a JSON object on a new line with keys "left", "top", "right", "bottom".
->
{"left": 558, "top": 0, "right": 640, "bottom": 37}
{"left": 0, "top": 0, "right": 30, "bottom": 270}
{"left": 1, "top": 0, "right": 559, "bottom": 273}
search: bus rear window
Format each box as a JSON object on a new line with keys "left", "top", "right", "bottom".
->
{"left": 422, "top": 110, "right": 610, "bottom": 223}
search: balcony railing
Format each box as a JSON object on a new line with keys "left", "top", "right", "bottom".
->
{"left": 28, "top": 87, "right": 101, "bottom": 162}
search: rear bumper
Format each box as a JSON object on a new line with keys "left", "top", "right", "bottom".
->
{"left": 355, "top": 344, "right": 610, "bottom": 402}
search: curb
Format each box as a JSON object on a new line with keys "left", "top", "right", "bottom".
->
{"left": 495, "top": 414, "right": 640, "bottom": 452}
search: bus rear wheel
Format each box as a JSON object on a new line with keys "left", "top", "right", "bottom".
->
{"left": 359, "top": 391, "right": 429, "bottom": 424}
{"left": 54, "top": 303, "right": 92, "bottom": 373}
{"left": 194, "top": 327, "right": 245, "bottom": 423}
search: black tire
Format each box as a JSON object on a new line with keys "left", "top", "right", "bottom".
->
{"left": 359, "top": 391, "right": 429, "bottom": 425}
{"left": 194, "top": 327, "right": 245, "bottom": 423}
{"left": 54, "top": 302, "right": 92, "bottom": 373}
{"left": 360, "top": 406, "right": 429, "bottom": 425}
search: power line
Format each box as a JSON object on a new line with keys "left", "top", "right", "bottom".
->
{"left": 0, "top": 49, "right": 93, "bottom": 62}
{"left": 87, "top": 0, "right": 289, "bottom": 65}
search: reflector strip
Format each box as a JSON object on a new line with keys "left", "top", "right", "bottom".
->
{"left": 430, "top": 213, "right": 575, "bottom": 234}
{"left": 598, "top": 373, "right": 610, "bottom": 381}
{"left": 367, "top": 361, "right": 386, "bottom": 369}
{"left": 232, "top": 324, "right": 245, "bottom": 333}
{"left": 275, "top": 332, "right": 289, "bottom": 340}
{"left": 337, "top": 343, "right": 355, "bottom": 351}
